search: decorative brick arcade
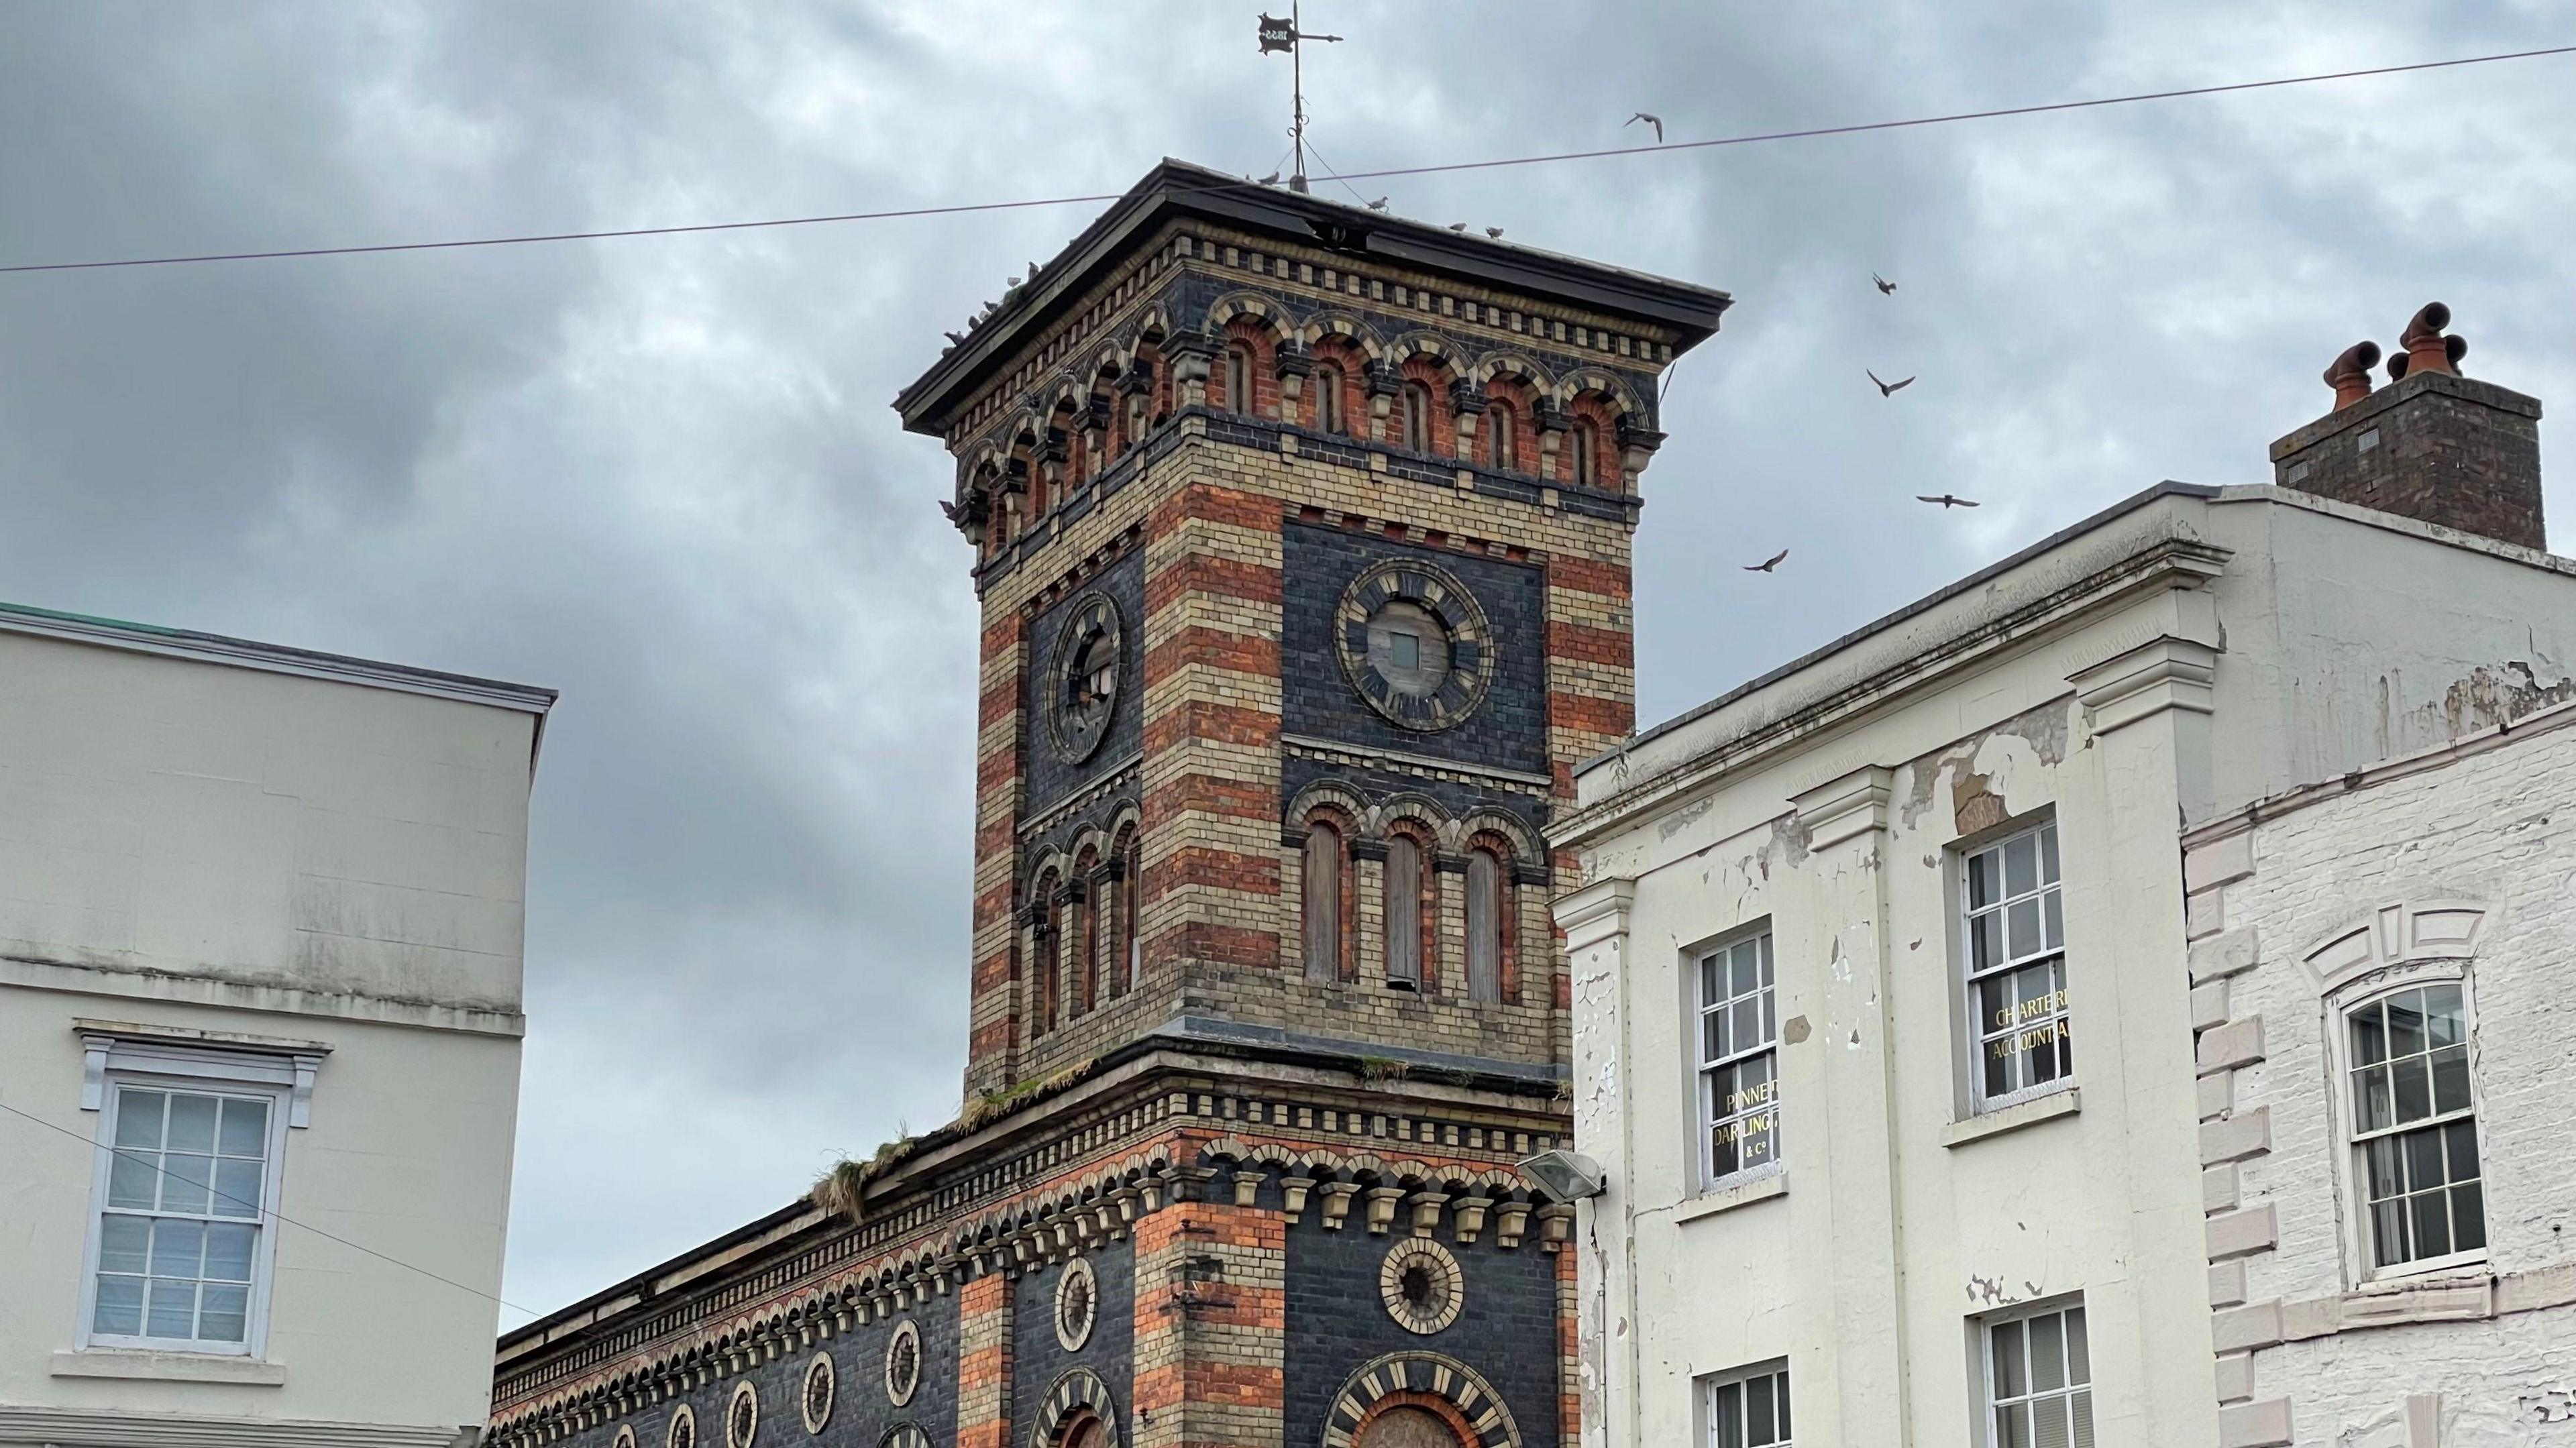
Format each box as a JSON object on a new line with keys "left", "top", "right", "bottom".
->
{"left": 486, "top": 161, "right": 1728, "bottom": 1448}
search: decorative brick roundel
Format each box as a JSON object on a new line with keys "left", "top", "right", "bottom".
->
{"left": 614, "top": 1429, "right": 637, "bottom": 1448}
{"left": 1336, "top": 559, "right": 1493, "bottom": 732}
{"left": 1379, "top": 1239, "right": 1464, "bottom": 1335}
{"left": 800, "top": 1352, "right": 836, "bottom": 1433}
{"left": 1055, "top": 1254, "right": 1099, "bottom": 1351}
{"left": 665, "top": 1404, "right": 696, "bottom": 1448}
{"left": 1032, "top": 1368, "right": 1121, "bottom": 1448}
{"left": 885, "top": 1319, "right": 922, "bottom": 1406}
{"left": 1324, "top": 1353, "right": 1520, "bottom": 1448}
{"left": 881, "top": 1427, "right": 932, "bottom": 1448}
{"left": 724, "top": 1380, "right": 757, "bottom": 1448}
{"left": 1049, "top": 592, "right": 1124, "bottom": 764}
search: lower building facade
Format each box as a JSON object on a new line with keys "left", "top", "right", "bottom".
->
{"left": 1549, "top": 315, "right": 2567, "bottom": 1448}
{"left": 0, "top": 603, "right": 553, "bottom": 1447}
{"left": 2180, "top": 698, "right": 2576, "bottom": 1445}
{"left": 485, "top": 1046, "right": 1580, "bottom": 1448}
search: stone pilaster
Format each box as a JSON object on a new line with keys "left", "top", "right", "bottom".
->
{"left": 1789, "top": 765, "right": 1913, "bottom": 1448}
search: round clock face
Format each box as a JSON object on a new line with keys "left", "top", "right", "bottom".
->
{"left": 1050, "top": 594, "right": 1124, "bottom": 764}
{"left": 1336, "top": 560, "right": 1493, "bottom": 732}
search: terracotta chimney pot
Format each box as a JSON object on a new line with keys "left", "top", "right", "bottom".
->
{"left": 2323, "top": 341, "right": 2381, "bottom": 409}
{"left": 2389, "top": 302, "right": 2467, "bottom": 381}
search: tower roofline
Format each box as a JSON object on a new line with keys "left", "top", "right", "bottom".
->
{"left": 893, "top": 157, "right": 1732, "bottom": 435}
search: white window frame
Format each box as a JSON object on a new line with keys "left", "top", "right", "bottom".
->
{"left": 72, "top": 1030, "right": 318, "bottom": 1359}
{"left": 1977, "top": 1298, "right": 2092, "bottom": 1448}
{"left": 1957, "top": 818, "right": 2072, "bottom": 1114}
{"left": 2326, "top": 964, "right": 2489, "bottom": 1284}
{"left": 1695, "top": 926, "right": 1781, "bottom": 1189}
{"left": 1699, "top": 1359, "right": 1792, "bottom": 1447}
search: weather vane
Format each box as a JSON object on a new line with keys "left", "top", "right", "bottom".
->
{"left": 1258, "top": 5, "right": 1342, "bottom": 193}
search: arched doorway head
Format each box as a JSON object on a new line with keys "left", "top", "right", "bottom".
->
{"left": 1355, "top": 1401, "right": 1473, "bottom": 1448}
{"left": 1324, "top": 1353, "right": 1519, "bottom": 1448}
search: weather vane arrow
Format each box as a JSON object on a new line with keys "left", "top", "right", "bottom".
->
{"left": 1258, "top": 7, "right": 1342, "bottom": 192}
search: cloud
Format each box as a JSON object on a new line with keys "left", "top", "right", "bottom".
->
{"left": 2, "top": 1, "right": 2567, "bottom": 1323}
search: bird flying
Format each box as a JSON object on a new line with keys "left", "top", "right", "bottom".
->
{"left": 1917, "top": 494, "right": 1981, "bottom": 508}
{"left": 1745, "top": 548, "right": 1790, "bottom": 573}
{"left": 1872, "top": 273, "right": 1897, "bottom": 295}
{"left": 1868, "top": 370, "right": 1916, "bottom": 397}
{"left": 1366, "top": 197, "right": 1389, "bottom": 211}
{"left": 1627, "top": 112, "right": 1664, "bottom": 143}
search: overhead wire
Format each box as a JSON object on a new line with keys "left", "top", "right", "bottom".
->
{"left": 0, "top": 1096, "right": 545, "bottom": 1319}
{"left": 0, "top": 44, "right": 2567, "bottom": 277}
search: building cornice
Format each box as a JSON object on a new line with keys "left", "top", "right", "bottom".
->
{"left": 2178, "top": 693, "right": 2576, "bottom": 850}
{"left": 893, "top": 158, "right": 1731, "bottom": 435}
{"left": 0, "top": 600, "right": 557, "bottom": 717}
{"left": 1556, "top": 512, "right": 2231, "bottom": 850}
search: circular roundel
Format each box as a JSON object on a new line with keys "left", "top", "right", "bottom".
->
{"left": 881, "top": 1427, "right": 933, "bottom": 1448}
{"left": 1031, "top": 1367, "right": 1122, "bottom": 1448}
{"left": 724, "top": 1380, "right": 757, "bottom": 1448}
{"left": 614, "top": 1429, "right": 637, "bottom": 1448}
{"left": 800, "top": 1352, "right": 837, "bottom": 1433}
{"left": 1326, "top": 1353, "right": 1520, "bottom": 1448}
{"left": 665, "top": 1404, "right": 697, "bottom": 1448}
{"left": 1055, "top": 1254, "right": 1099, "bottom": 1351}
{"left": 1049, "top": 592, "right": 1124, "bottom": 764}
{"left": 1379, "top": 1238, "right": 1465, "bottom": 1335}
{"left": 885, "top": 1319, "right": 923, "bottom": 1406}
{"left": 1335, "top": 560, "right": 1493, "bottom": 732}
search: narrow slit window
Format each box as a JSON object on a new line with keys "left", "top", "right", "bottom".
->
{"left": 1466, "top": 848, "right": 1504, "bottom": 1003}
{"left": 1385, "top": 835, "right": 1424, "bottom": 986}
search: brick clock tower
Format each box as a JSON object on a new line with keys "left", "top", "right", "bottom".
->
{"left": 488, "top": 162, "right": 1726, "bottom": 1448}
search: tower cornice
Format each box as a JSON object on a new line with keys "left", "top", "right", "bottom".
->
{"left": 894, "top": 158, "right": 1731, "bottom": 439}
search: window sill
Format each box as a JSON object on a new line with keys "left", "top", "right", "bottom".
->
{"left": 1941, "top": 1087, "right": 2081, "bottom": 1148}
{"left": 52, "top": 1348, "right": 285, "bottom": 1385}
{"left": 1675, "top": 1169, "right": 1787, "bottom": 1223}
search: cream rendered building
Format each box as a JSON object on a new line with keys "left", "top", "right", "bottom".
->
{"left": 1551, "top": 319, "right": 2568, "bottom": 1447}
{"left": 0, "top": 602, "right": 553, "bottom": 1447}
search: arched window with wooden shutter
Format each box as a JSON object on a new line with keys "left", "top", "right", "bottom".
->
{"left": 1385, "top": 834, "right": 1424, "bottom": 987}
{"left": 1302, "top": 822, "right": 1344, "bottom": 982}
{"left": 1466, "top": 847, "right": 1505, "bottom": 1003}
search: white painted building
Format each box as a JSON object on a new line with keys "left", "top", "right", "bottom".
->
{"left": 1549, "top": 321, "right": 2569, "bottom": 1447}
{"left": 0, "top": 603, "right": 553, "bottom": 1447}
{"left": 2179, "top": 698, "right": 2576, "bottom": 1446}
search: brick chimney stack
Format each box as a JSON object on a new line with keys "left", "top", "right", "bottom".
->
{"left": 2269, "top": 302, "right": 2546, "bottom": 551}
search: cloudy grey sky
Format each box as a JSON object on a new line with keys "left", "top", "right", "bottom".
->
{"left": 3, "top": 2, "right": 2567, "bottom": 1325}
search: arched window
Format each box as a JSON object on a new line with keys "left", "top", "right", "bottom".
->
{"left": 1466, "top": 847, "right": 1505, "bottom": 1003}
{"left": 1401, "top": 383, "right": 1434, "bottom": 453}
{"left": 1071, "top": 863, "right": 1097, "bottom": 1019}
{"left": 1226, "top": 344, "right": 1255, "bottom": 416}
{"left": 1031, "top": 873, "right": 1061, "bottom": 1037}
{"left": 1488, "top": 402, "right": 1517, "bottom": 471}
{"left": 1302, "top": 822, "right": 1344, "bottom": 982}
{"left": 1120, "top": 834, "right": 1142, "bottom": 991}
{"left": 1385, "top": 834, "right": 1424, "bottom": 987}
{"left": 1571, "top": 420, "right": 1598, "bottom": 489}
{"left": 1314, "top": 364, "right": 1344, "bottom": 433}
